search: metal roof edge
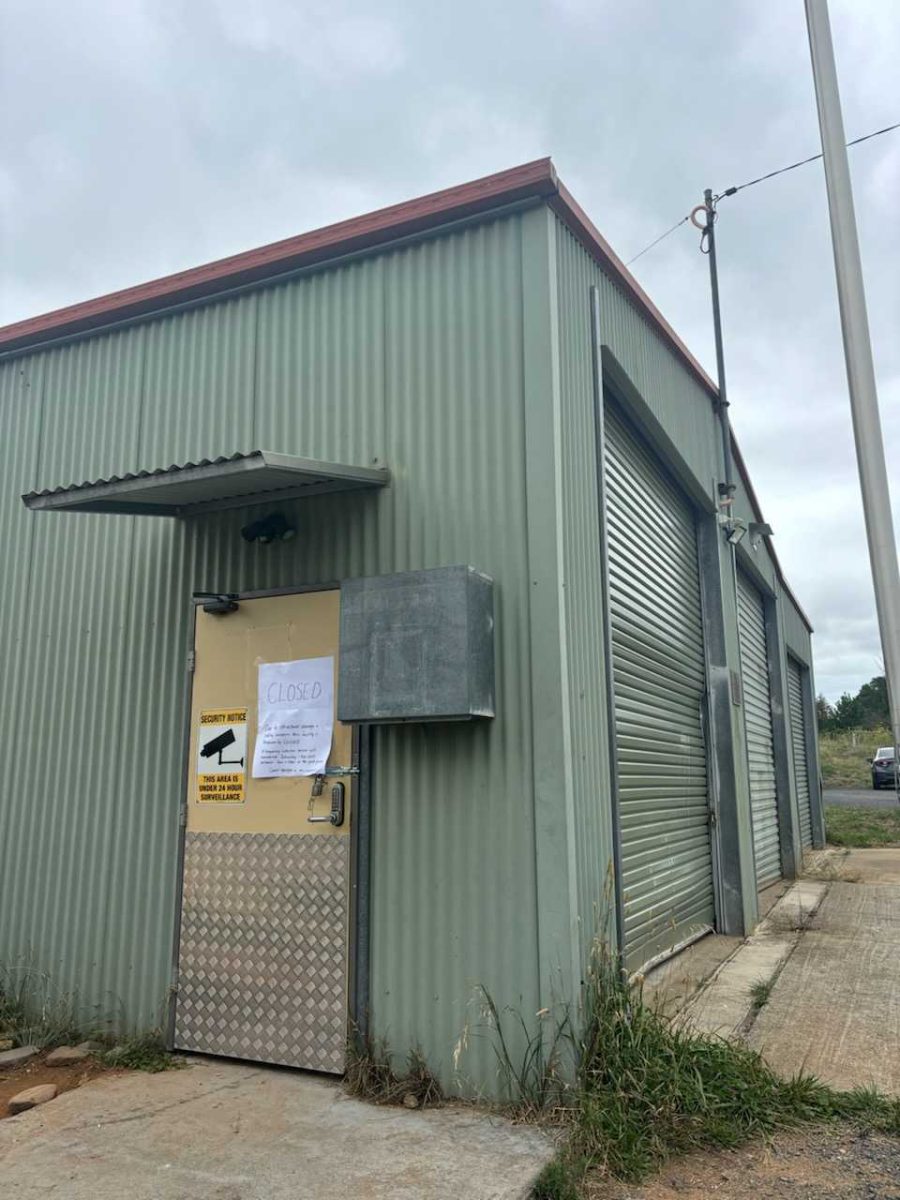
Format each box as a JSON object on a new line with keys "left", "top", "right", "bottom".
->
{"left": 546, "top": 183, "right": 812, "bottom": 634}
{"left": 2, "top": 158, "right": 811, "bottom": 632}
{"left": 0, "top": 158, "right": 559, "bottom": 355}
{"left": 548, "top": 182, "right": 719, "bottom": 398}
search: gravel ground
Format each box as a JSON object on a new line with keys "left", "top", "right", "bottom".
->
{"left": 585, "top": 1126, "right": 900, "bottom": 1199}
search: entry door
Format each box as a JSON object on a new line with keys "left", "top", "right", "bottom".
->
{"left": 604, "top": 404, "right": 716, "bottom": 971}
{"left": 174, "top": 589, "right": 353, "bottom": 1073}
{"left": 736, "top": 573, "right": 781, "bottom": 890}
{"left": 787, "top": 657, "right": 813, "bottom": 851}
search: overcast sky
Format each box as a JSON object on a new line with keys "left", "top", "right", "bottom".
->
{"left": 1, "top": 1, "right": 897, "bottom": 701}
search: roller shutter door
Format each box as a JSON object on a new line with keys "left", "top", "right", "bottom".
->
{"left": 736, "top": 573, "right": 782, "bottom": 889}
{"left": 788, "top": 658, "right": 813, "bottom": 850}
{"left": 605, "top": 405, "right": 715, "bottom": 971}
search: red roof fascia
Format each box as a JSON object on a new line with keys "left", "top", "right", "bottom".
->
{"left": 0, "top": 157, "right": 811, "bottom": 630}
{"left": 0, "top": 158, "right": 559, "bottom": 354}
{"left": 548, "top": 180, "right": 718, "bottom": 397}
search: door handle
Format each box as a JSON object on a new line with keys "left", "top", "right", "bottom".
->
{"left": 307, "top": 782, "right": 345, "bottom": 827}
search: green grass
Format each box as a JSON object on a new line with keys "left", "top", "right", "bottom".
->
{"left": 749, "top": 978, "right": 774, "bottom": 1011}
{"left": 0, "top": 962, "right": 84, "bottom": 1049}
{"left": 528, "top": 946, "right": 900, "bottom": 1196}
{"left": 820, "top": 727, "right": 890, "bottom": 789}
{"left": 825, "top": 804, "right": 900, "bottom": 848}
{"left": 100, "top": 1032, "right": 180, "bottom": 1073}
{"left": 1, "top": 957, "right": 179, "bottom": 1072}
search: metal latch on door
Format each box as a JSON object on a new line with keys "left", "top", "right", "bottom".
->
{"left": 309, "top": 765, "right": 358, "bottom": 797}
{"left": 308, "top": 781, "right": 345, "bottom": 827}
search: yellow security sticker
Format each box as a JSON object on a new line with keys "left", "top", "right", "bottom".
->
{"left": 197, "top": 708, "right": 248, "bottom": 803}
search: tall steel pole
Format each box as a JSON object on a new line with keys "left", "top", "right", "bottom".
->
{"left": 805, "top": 0, "right": 900, "bottom": 796}
{"left": 702, "top": 189, "right": 737, "bottom": 508}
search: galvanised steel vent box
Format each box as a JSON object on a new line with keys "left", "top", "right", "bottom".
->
{"left": 338, "top": 566, "right": 494, "bottom": 723}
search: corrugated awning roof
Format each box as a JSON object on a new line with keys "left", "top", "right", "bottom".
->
{"left": 22, "top": 452, "right": 390, "bottom": 516}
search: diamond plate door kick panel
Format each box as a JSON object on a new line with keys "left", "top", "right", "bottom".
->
{"left": 175, "top": 832, "right": 349, "bottom": 1073}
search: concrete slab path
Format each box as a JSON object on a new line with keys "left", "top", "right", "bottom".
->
{"left": 748, "top": 864, "right": 900, "bottom": 1093}
{"left": 680, "top": 850, "right": 900, "bottom": 1096}
{"left": 0, "top": 1057, "right": 554, "bottom": 1200}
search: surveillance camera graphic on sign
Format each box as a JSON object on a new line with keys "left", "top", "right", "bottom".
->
{"left": 197, "top": 709, "right": 248, "bottom": 803}
{"left": 200, "top": 726, "right": 244, "bottom": 767}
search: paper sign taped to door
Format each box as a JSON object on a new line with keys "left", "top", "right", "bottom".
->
{"left": 252, "top": 657, "right": 334, "bottom": 778}
{"left": 197, "top": 708, "right": 247, "bottom": 803}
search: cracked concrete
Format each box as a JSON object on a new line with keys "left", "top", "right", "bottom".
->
{"left": 747, "top": 864, "right": 900, "bottom": 1093}
{"left": 679, "top": 851, "right": 900, "bottom": 1095}
{"left": 679, "top": 880, "right": 828, "bottom": 1039}
{"left": 0, "top": 1057, "right": 554, "bottom": 1199}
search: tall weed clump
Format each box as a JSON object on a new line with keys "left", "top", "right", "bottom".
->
{"left": 531, "top": 943, "right": 900, "bottom": 1195}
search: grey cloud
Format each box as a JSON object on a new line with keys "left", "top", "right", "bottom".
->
{"left": 1, "top": 0, "right": 897, "bottom": 700}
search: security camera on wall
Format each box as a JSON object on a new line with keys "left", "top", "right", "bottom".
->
{"left": 241, "top": 512, "right": 296, "bottom": 544}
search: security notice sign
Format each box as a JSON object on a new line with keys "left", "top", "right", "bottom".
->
{"left": 197, "top": 709, "right": 248, "bottom": 803}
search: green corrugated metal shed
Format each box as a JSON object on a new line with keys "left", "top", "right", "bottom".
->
{"left": 0, "top": 160, "right": 821, "bottom": 1095}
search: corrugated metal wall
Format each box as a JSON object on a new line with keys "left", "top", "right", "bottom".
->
{"left": 555, "top": 224, "right": 720, "bottom": 500}
{"left": 553, "top": 214, "right": 819, "bottom": 934}
{"left": 554, "top": 222, "right": 725, "bottom": 956}
{"left": 0, "top": 215, "right": 540, "bottom": 1092}
{"left": 782, "top": 590, "right": 814, "bottom": 665}
{"left": 554, "top": 232, "right": 616, "bottom": 967}
{"left": 0, "top": 199, "right": 822, "bottom": 1092}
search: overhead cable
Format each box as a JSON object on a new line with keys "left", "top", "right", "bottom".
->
{"left": 715, "top": 119, "right": 900, "bottom": 201}
{"left": 624, "top": 120, "right": 899, "bottom": 267}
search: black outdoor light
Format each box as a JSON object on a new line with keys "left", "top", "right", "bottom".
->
{"left": 194, "top": 592, "right": 240, "bottom": 615}
{"left": 240, "top": 511, "right": 296, "bottom": 545}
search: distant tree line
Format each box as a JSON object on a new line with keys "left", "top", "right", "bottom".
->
{"left": 817, "top": 675, "right": 890, "bottom": 733}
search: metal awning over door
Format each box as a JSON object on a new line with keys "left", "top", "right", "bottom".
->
{"left": 604, "top": 404, "right": 715, "bottom": 971}
{"left": 736, "top": 572, "right": 782, "bottom": 890}
{"left": 788, "top": 657, "right": 814, "bottom": 851}
{"left": 22, "top": 452, "right": 390, "bottom": 516}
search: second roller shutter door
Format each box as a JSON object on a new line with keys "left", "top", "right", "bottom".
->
{"left": 736, "top": 573, "right": 782, "bottom": 889}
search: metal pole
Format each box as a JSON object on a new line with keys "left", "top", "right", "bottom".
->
{"left": 700, "top": 191, "right": 736, "bottom": 508}
{"left": 805, "top": 0, "right": 900, "bottom": 799}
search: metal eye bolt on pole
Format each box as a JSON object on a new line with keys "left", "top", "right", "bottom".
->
{"left": 805, "top": 0, "right": 900, "bottom": 801}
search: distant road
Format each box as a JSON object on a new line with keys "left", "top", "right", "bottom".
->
{"left": 824, "top": 787, "right": 900, "bottom": 809}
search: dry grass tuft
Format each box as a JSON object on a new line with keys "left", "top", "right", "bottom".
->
{"left": 345, "top": 1030, "right": 443, "bottom": 1109}
{"left": 803, "top": 848, "right": 862, "bottom": 883}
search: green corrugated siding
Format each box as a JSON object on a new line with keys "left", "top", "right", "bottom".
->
{"left": 0, "top": 197, "right": 821, "bottom": 1093}
{"left": 553, "top": 214, "right": 818, "bottom": 934}
{"left": 554, "top": 218, "right": 722, "bottom": 956}
{"left": 555, "top": 223, "right": 719, "bottom": 496}
{"left": 554, "top": 231, "right": 615, "bottom": 966}
{"left": 782, "top": 592, "right": 813, "bottom": 664}
{"left": 0, "top": 214, "right": 539, "bottom": 1092}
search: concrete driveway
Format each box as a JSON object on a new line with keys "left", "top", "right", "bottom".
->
{"left": 824, "top": 786, "right": 900, "bottom": 809}
{"left": 0, "top": 1058, "right": 553, "bottom": 1200}
{"left": 682, "top": 849, "right": 900, "bottom": 1095}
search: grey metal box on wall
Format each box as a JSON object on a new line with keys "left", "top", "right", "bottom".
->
{"left": 338, "top": 566, "right": 495, "bottom": 723}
